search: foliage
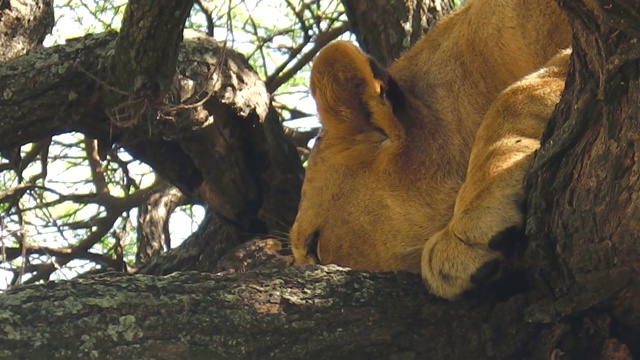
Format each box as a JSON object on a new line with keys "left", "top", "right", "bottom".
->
{"left": 0, "top": 0, "right": 347, "bottom": 288}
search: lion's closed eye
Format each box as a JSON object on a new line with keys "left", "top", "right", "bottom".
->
{"left": 291, "top": 1, "right": 571, "bottom": 300}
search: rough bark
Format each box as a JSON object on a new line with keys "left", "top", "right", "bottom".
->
{"left": 1, "top": 260, "right": 636, "bottom": 359}
{"left": 0, "top": 0, "right": 54, "bottom": 61}
{"left": 0, "top": 266, "right": 543, "bottom": 360}
{"left": 110, "top": 0, "right": 194, "bottom": 97}
{"left": 524, "top": 0, "right": 640, "bottom": 356}
{"left": 342, "top": 0, "right": 455, "bottom": 65}
{"left": 136, "top": 211, "right": 249, "bottom": 275}
{"left": 0, "top": 31, "right": 303, "bottom": 266}
{"left": 136, "top": 181, "right": 185, "bottom": 265}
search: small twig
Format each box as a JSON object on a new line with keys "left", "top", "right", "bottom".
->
{"left": 77, "top": 65, "right": 131, "bottom": 96}
{"left": 265, "top": 22, "right": 350, "bottom": 93}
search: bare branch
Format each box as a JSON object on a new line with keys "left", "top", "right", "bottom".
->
{"left": 84, "top": 137, "right": 109, "bottom": 195}
{"left": 2, "top": 245, "right": 120, "bottom": 269}
{"left": 195, "top": 0, "right": 215, "bottom": 37}
{"left": 283, "top": 126, "right": 319, "bottom": 149}
{"left": 265, "top": 22, "right": 349, "bottom": 93}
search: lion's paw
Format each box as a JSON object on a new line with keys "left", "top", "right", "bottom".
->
{"left": 421, "top": 225, "right": 523, "bottom": 299}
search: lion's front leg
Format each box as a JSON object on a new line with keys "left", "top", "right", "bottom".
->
{"left": 422, "top": 51, "right": 570, "bottom": 299}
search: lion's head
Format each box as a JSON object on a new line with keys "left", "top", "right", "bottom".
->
{"left": 289, "top": 41, "right": 467, "bottom": 273}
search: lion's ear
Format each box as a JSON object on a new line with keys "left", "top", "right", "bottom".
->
{"left": 310, "top": 41, "right": 405, "bottom": 143}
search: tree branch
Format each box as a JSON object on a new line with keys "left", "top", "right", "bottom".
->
{"left": 0, "top": 31, "right": 303, "bottom": 237}
{"left": 84, "top": 137, "right": 109, "bottom": 195}
{"left": 0, "top": 267, "right": 539, "bottom": 359}
{"left": 136, "top": 180, "right": 184, "bottom": 265}
{"left": 265, "top": 23, "right": 349, "bottom": 93}
{"left": 0, "top": 32, "right": 116, "bottom": 151}
{"left": 111, "top": 0, "right": 195, "bottom": 96}
{"left": 341, "top": 0, "right": 455, "bottom": 65}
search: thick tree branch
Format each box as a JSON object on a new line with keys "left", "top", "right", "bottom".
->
{"left": 526, "top": 0, "right": 640, "bottom": 300}
{"left": 0, "top": 32, "right": 116, "bottom": 150}
{"left": 0, "top": 267, "right": 542, "bottom": 359}
{"left": 137, "top": 211, "right": 249, "bottom": 275}
{"left": 136, "top": 180, "right": 184, "bottom": 265}
{"left": 111, "top": 0, "right": 195, "bottom": 96}
{"left": 0, "top": 31, "right": 303, "bottom": 239}
{"left": 522, "top": 0, "right": 640, "bottom": 355}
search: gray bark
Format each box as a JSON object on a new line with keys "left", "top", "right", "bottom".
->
{"left": 136, "top": 181, "right": 185, "bottom": 265}
{"left": 0, "top": 266, "right": 532, "bottom": 360}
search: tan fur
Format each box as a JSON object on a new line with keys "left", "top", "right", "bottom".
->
{"left": 290, "top": 0, "right": 571, "bottom": 299}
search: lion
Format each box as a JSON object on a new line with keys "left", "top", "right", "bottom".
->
{"left": 289, "top": 0, "right": 572, "bottom": 299}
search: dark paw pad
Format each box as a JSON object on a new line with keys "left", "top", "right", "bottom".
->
{"left": 488, "top": 225, "right": 524, "bottom": 256}
{"left": 470, "top": 259, "right": 501, "bottom": 285}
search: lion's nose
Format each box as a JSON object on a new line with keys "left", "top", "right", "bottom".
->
{"left": 291, "top": 228, "right": 322, "bottom": 265}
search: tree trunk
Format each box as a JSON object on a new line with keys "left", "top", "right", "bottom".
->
{"left": 341, "top": 0, "right": 455, "bottom": 65}
{"left": 524, "top": 0, "right": 640, "bottom": 356}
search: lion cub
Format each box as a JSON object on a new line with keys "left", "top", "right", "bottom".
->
{"left": 290, "top": 0, "right": 571, "bottom": 299}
